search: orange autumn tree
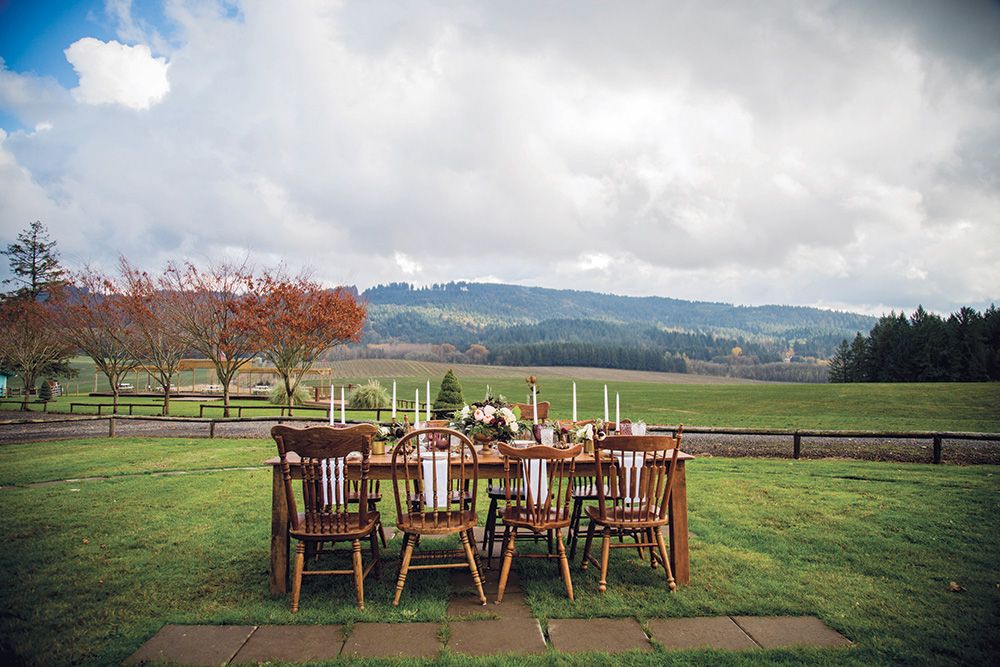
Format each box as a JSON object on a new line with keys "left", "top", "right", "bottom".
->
{"left": 54, "top": 267, "right": 139, "bottom": 413}
{"left": 117, "top": 259, "right": 188, "bottom": 416}
{"left": 241, "top": 273, "right": 366, "bottom": 415}
{"left": 162, "top": 260, "right": 258, "bottom": 417}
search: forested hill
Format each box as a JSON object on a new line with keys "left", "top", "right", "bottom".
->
{"left": 360, "top": 282, "right": 876, "bottom": 356}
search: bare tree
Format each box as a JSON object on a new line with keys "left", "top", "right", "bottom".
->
{"left": 162, "top": 260, "right": 258, "bottom": 416}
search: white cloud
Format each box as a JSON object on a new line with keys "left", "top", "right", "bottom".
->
{"left": 64, "top": 38, "right": 169, "bottom": 110}
{"left": 0, "top": 0, "right": 997, "bottom": 315}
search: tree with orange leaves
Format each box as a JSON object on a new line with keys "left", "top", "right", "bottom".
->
{"left": 240, "top": 273, "right": 366, "bottom": 414}
{"left": 161, "top": 260, "right": 257, "bottom": 417}
{"left": 0, "top": 296, "right": 76, "bottom": 399}
{"left": 53, "top": 267, "right": 139, "bottom": 413}
{"left": 116, "top": 259, "right": 188, "bottom": 416}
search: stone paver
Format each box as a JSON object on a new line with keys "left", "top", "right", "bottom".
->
{"left": 448, "top": 618, "right": 547, "bottom": 656}
{"left": 732, "top": 616, "right": 853, "bottom": 649}
{"left": 230, "top": 625, "right": 344, "bottom": 664}
{"left": 547, "top": 618, "right": 653, "bottom": 654}
{"left": 123, "top": 625, "right": 256, "bottom": 666}
{"left": 341, "top": 621, "right": 443, "bottom": 659}
{"left": 647, "top": 617, "right": 758, "bottom": 651}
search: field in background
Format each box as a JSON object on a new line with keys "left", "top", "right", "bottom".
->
{"left": 9, "top": 359, "right": 1000, "bottom": 433}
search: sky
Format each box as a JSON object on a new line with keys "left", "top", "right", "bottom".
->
{"left": 1, "top": 0, "right": 998, "bottom": 317}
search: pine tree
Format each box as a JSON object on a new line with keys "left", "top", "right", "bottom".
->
{"left": 433, "top": 368, "right": 466, "bottom": 411}
{"left": 2, "top": 221, "right": 65, "bottom": 300}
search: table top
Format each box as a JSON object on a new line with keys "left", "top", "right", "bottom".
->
{"left": 266, "top": 448, "right": 694, "bottom": 467}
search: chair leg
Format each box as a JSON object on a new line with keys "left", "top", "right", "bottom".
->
{"left": 369, "top": 529, "right": 382, "bottom": 579}
{"left": 466, "top": 527, "right": 484, "bottom": 580}
{"left": 393, "top": 533, "right": 415, "bottom": 606}
{"left": 460, "top": 530, "right": 487, "bottom": 605}
{"left": 598, "top": 531, "right": 611, "bottom": 593}
{"left": 352, "top": 539, "right": 365, "bottom": 610}
{"left": 482, "top": 496, "right": 499, "bottom": 568}
{"left": 568, "top": 497, "right": 585, "bottom": 562}
{"left": 496, "top": 526, "right": 517, "bottom": 604}
{"left": 655, "top": 528, "right": 677, "bottom": 591}
{"left": 556, "top": 529, "right": 574, "bottom": 601}
{"left": 291, "top": 542, "right": 306, "bottom": 613}
{"left": 369, "top": 500, "right": 386, "bottom": 547}
{"left": 580, "top": 520, "right": 597, "bottom": 570}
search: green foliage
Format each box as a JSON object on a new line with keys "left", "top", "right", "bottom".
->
{"left": 37, "top": 381, "right": 52, "bottom": 401}
{"left": 1, "top": 220, "right": 65, "bottom": 300}
{"left": 432, "top": 367, "right": 465, "bottom": 411}
{"left": 830, "top": 304, "right": 1000, "bottom": 383}
{"left": 347, "top": 379, "right": 391, "bottom": 409}
{"left": 268, "top": 383, "right": 310, "bottom": 406}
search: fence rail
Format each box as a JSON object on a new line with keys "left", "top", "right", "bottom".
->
{"left": 0, "top": 414, "right": 996, "bottom": 464}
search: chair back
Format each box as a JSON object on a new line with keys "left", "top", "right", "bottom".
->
{"left": 593, "top": 428, "right": 684, "bottom": 524}
{"left": 272, "top": 423, "right": 378, "bottom": 534}
{"left": 512, "top": 401, "right": 549, "bottom": 421}
{"left": 496, "top": 441, "right": 582, "bottom": 529}
{"left": 391, "top": 427, "right": 478, "bottom": 530}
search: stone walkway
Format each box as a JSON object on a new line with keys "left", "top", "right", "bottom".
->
{"left": 125, "top": 529, "right": 852, "bottom": 665}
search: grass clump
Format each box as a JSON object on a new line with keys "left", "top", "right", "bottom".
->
{"left": 348, "top": 380, "right": 391, "bottom": 409}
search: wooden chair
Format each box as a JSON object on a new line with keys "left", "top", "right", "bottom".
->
{"left": 494, "top": 441, "right": 583, "bottom": 603}
{"left": 580, "top": 427, "right": 684, "bottom": 593}
{"left": 271, "top": 424, "right": 382, "bottom": 612}
{"left": 481, "top": 401, "right": 551, "bottom": 566}
{"left": 390, "top": 427, "right": 487, "bottom": 606}
{"left": 511, "top": 401, "right": 549, "bottom": 422}
{"left": 559, "top": 419, "right": 601, "bottom": 562}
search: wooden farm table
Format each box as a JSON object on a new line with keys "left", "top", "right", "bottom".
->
{"left": 266, "top": 448, "right": 694, "bottom": 594}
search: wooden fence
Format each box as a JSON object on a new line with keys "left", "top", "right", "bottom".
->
{"left": 0, "top": 414, "right": 995, "bottom": 464}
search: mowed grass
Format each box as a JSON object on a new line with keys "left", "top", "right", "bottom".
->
{"left": 1, "top": 438, "right": 998, "bottom": 666}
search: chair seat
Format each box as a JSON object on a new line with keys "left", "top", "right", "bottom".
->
{"left": 571, "top": 483, "right": 604, "bottom": 499}
{"left": 397, "top": 509, "right": 479, "bottom": 535}
{"left": 289, "top": 512, "right": 381, "bottom": 541}
{"left": 499, "top": 506, "right": 570, "bottom": 531}
{"left": 584, "top": 504, "right": 666, "bottom": 527}
{"left": 487, "top": 484, "right": 527, "bottom": 500}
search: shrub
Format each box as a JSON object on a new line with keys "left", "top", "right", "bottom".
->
{"left": 38, "top": 381, "right": 52, "bottom": 402}
{"left": 348, "top": 380, "right": 391, "bottom": 409}
{"left": 268, "top": 383, "right": 311, "bottom": 406}
{"left": 433, "top": 368, "right": 466, "bottom": 412}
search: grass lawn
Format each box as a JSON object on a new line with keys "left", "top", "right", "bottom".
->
{"left": 1, "top": 437, "right": 997, "bottom": 666}
{"left": 10, "top": 378, "right": 1000, "bottom": 433}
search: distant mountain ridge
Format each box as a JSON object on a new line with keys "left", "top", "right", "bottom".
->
{"left": 360, "top": 282, "right": 876, "bottom": 356}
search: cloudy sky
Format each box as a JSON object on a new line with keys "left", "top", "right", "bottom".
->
{"left": 1, "top": 0, "right": 998, "bottom": 316}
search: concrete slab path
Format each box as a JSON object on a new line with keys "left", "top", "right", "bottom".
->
{"left": 124, "top": 564, "right": 852, "bottom": 664}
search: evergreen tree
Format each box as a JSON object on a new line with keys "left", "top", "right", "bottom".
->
{"left": 827, "top": 339, "right": 852, "bottom": 383}
{"left": 433, "top": 368, "right": 466, "bottom": 411}
{"left": 2, "top": 221, "right": 65, "bottom": 301}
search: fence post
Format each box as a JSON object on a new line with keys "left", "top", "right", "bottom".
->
{"left": 933, "top": 435, "right": 942, "bottom": 464}
{"left": 209, "top": 420, "right": 216, "bottom": 439}
{"left": 108, "top": 417, "right": 116, "bottom": 438}
{"left": 793, "top": 431, "right": 801, "bottom": 460}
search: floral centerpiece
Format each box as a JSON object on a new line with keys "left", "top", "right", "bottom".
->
{"left": 569, "top": 419, "right": 609, "bottom": 454}
{"left": 450, "top": 390, "right": 524, "bottom": 445}
{"left": 373, "top": 420, "right": 409, "bottom": 454}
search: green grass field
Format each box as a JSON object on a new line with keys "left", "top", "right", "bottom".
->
{"left": 1, "top": 438, "right": 997, "bottom": 666}
{"left": 6, "top": 358, "right": 1000, "bottom": 432}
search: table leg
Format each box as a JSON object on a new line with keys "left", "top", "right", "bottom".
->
{"left": 667, "top": 460, "right": 690, "bottom": 585}
{"left": 270, "top": 465, "right": 290, "bottom": 594}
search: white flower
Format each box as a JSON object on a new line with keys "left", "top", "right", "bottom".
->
{"left": 460, "top": 405, "right": 471, "bottom": 419}
{"left": 483, "top": 405, "right": 496, "bottom": 417}
{"left": 499, "top": 407, "right": 515, "bottom": 422}
{"left": 474, "top": 408, "right": 485, "bottom": 421}
{"left": 510, "top": 421, "right": 519, "bottom": 433}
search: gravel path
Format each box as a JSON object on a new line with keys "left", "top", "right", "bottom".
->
{"left": 1, "top": 412, "right": 997, "bottom": 464}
